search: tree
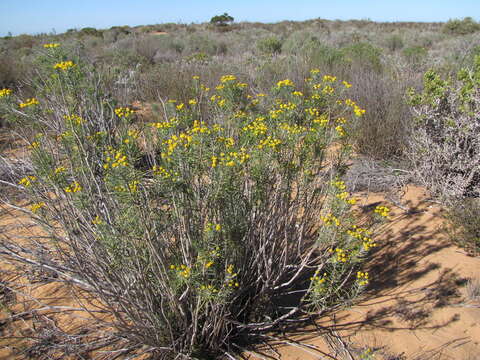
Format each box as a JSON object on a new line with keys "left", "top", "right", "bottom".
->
{"left": 210, "top": 12, "right": 234, "bottom": 26}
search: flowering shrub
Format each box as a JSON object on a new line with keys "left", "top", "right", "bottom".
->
{"left": 0, "top": 47, "right": 377, "bottom": 358}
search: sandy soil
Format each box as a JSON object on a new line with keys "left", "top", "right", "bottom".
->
{"left": 250, "top": 186, "right": 480, "bottom": 359}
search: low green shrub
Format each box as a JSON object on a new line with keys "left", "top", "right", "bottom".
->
{"left": 443, "top": 17, "right": 480, "bottom": 36}
{"left": 257, "top": 36, "right": 283, "bottom": 55}
{"left": 445, "top": 198, "right": 480, "bottom": 255}
{"left": 407, "top": 56, "right": 480, "bottom": 200}
{"left": 385, "top": 35, "right": 404, "bottom": 52}
{"left": 403, "top": 46, "right": 427, "bottom": 65}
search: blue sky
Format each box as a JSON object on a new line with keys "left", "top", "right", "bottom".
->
{"left": 1, "top": 0, "right": 479, "bottom": 36}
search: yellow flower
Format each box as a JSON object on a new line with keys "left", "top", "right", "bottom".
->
{"left": 19, "top": 98, "right": 39, "bottom": 108}
{"left": 53, "top": 61, "right": 76, "bottom": 71}
{"left": 114, "top": 107, "right": 134, "bottom": 118}
{"left": 0, "top": 88, "right": 12, "bottom": 97}
{"left": 188, "top": 99, "right": 197, "bottom": 105}
{"left": 374, "top": 205, "right": 390, "bottom": 218}
{"left": 19, "top": 176, "right": 36, "bottom": 187}
{"left": 321, "top": 213, "right": 340, "bottom": 227}
{"left": 43, "top": 43, "right": 60, "bottom": 48}
{"left": 192, "top": 75, "right": 200, "bottom": 80}
{"left": 31, "top": 202, "right": 45, "bottom": 213}
{"left": 64, "top": 181, "right": 82, "bottom": 193}
{"left": 220, "top": 75, "right": 237, "bottom": 83}
{"left": 92, "top": 215, "right": 103, "bottom": 225}
{"left": 276, "top": 79, "right": 294, "bottom": 88}
{"left": 357, "top": 271, "right": 369, "bottom": 286}
{"left": 205, "top": 261, "right": 214, "bottom": 269}
{"left": 63, "top": 114, "right": 84, "bottom": 125}
{"left": 54, "top": 166, "right": 66, "bottom": 174}
{"left": 176, "top": 103, "right": 185, "bottom": 110}
{"left": 347, "top": 198, "right": 357, "bottom": 205}
{"left": 323, "top": 75, "right": 337, "bottom": 83}
{"left": 342, "top": 80, "right": 352, "bottom": 88}
{"left": 335, "top": 125, "right": 346, "bottom": 137}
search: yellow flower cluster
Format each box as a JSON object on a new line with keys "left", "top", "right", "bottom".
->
{"left": 335, "top": 125, "right": 346, "bottom": 137}
{"left": 220, "top": 75, "right": 237, "bottom": 83}
{"left": 310, "top": 271, "right": 327, "bottom": 284}
{"left": 332, "top": 181, "right": 346, "bottom": 192}
{"left": 313, "top": 115, "right": 329, "bottom": 126}
{"left": 19, "top": 176, "right": 36, "bottom": 187}
{"left": 43, "top": 43, "right": 60, "bottom": 48}
{"left": 330, "top": 248, "right": 348, "bottom": 263}
{"left": 217, "top": 136, "right": 235, "bottom": 147}
{"left": 199, "top": 284, "right": 218, "bottom": 292}
{"left": 342, "top": 81, "right": 352, "bottom": 88}
{"left": 278, "top": 123, "right": 307, "bottom": 134}
{"left": 114, "top": 180, "right": 139, "bottom": 193}
{"left": 357, "top": 271, "right": 369, "bottom": 286}
{"left": 19, "top": 98, "right": 39, "bottom": 108}
{"left": 310, "top": 68, "right": 321, "bottom": 74}
{"left": 205, "top": 223, "right": 222, "bottom": 232}
{"left": 322, "top": 85, "right": 335, "bottom": 95}
{"left": 210, "top": 95, "right": 226, "bottom": 107}
{"left": 123, "top": 129, "right": 139, "bottom": 144}
{"left": 276, "top": 79, "right": 294, "bottom": 88}
{"left": 162, "top": 133, "right": 193, "bottom": 160}
{"left": 54, "top": 166, "right": 66, "bottom": 174}
{"left": 226, "top": 264, "right": 239, "bottom": 288}
{"left": 150, "top": 120, "right": 175, "bottom": 129}
{"left": 321, "top": 213, "right": 340, "bottom": 226}
{"left": 347, "top": 226, "right": 376, "bottom": 251}
{"left": 64, "top": 114, "right": 84, "bottom": 125}
{"left": 332, "top": 180, "right": 356, "bottom": 204}
{"left": 243, "top": 116, "right": 268, "bottom": 136}
{"left": 292, "top": 91, "right": 303, "bottom": 96}
{"left": 191, "top": 120, "right": 210, "bottom": 134}
{"left": 211, "top": 149, "right": 250, "bottom": 168}
{"left": 345, "top": 99, "right": 366, "bottom": 117}
{"left": 374, "top": 205, "right": 390, "bottom": 218}
{"left": 152, "top": 165, "right": 178, "bottom": 180}
{"left": 103, "top": 148, "right": 128, "bottom": 169}
{"left": 257, "top": 136, "right": 281, "bottom": 150}
{"left": 305, "top": 107, "right": 320, "bottom": 117}
{"left": 115, "top": 107, "right": 134, "bottom": 118}
{"left": 336, "top": 191, "right": 357, "bottom": 205}
{"left": 323, "top": 75, "right": 337, "bottom": 83}
{"left": 0, "top": 88, "right": 12, "bottom": 97}
{"left": 86, "top": 131, "right": 106, "bottom": 141}
{"left": 170, "top": 264, "right": 191, "bottom": 278}
{"left": 31, "top": 202, "right": 45, "bottom": 213}
{"left": 29, "top": 141, "right": 40, "bottom": 149}
{"left": 53, "top": 61, "right": 75, "bottom": 71}
{"left": 268, "top": 108, "right": 284, "bottom": 119}
{"left": 278, "top": 101, "right": 297, "bottom": 111}
{"left": 64, "top": 181, "right": 82, "bottom": 193}
{"left": 92, "top": 215, "right": 103, "bottom": 225}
